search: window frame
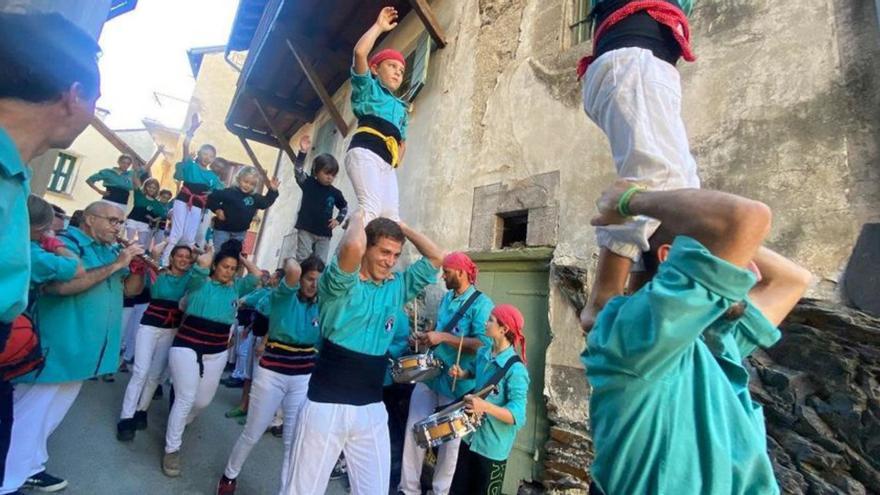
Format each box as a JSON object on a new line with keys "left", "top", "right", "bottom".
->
{"left": 47, "top": 151, "right": 79, "bottom": 194}
{"left": 399, "top": 33, "right": 433, "bottom": 104}
{"left": 569, "top": 0, "right": 593, "bottom": 47}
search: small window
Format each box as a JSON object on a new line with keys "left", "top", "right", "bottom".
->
{"left": 498, "top": 210, "right": 529, "bottom": 248}
{"left": 570, "top": 0, "right": 592, "bottom": 46}
{"left": 47, "top": 152, "right": 77, "bottom": 194}
{"left": 400, "top": 34, "right": 433, "bottom": 103}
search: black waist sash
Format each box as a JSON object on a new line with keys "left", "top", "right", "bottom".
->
{"left": 259, "top": 340, "right": 318, "bottom": 376}
{"left": 307, "top": 339, "right": 386, "bottom": 406}
{"left": 140, "top": 299, "right": 183, "bottom": 328}
{"left": 172, "top": 314, "right": 230, "bottom": 376}
{"left": 105, "top": 186, "right": 130, "bottom": 205}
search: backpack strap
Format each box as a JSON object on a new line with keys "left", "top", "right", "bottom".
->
{"left": 439, "top": 290, "right": 483, "bottom": 334}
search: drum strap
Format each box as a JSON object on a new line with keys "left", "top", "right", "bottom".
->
{"left": 440, "top": 290, "right": 483, "bottom": 334}
{"left": 445, "top": 355, "right": 522, "bottom": 407}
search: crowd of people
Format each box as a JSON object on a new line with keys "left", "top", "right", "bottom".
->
{"left": 0, "top": 2, "right": 816, "bottom": 495}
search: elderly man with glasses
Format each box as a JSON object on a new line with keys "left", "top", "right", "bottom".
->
{"left": 4, "top": 201, "right": 145, "bottom": 494}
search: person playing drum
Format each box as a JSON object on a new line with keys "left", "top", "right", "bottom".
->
{"left": 399, "top": 252, "right": 493, "bottom": 495}
{"left": 447, "top": 304, "right": 529, "bottom": 495}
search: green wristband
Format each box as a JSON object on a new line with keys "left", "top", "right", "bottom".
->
{"left": 617, "top": 186, "right": 644, "bottom": 217}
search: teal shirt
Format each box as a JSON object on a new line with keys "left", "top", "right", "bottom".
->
{"left": 318, "top": 256, "right": 437, "bottom": 356}
{"left": 269, "top": 281, "right": 320, "bottom": 346}
{"left": 184, "top": 266, "right": 259, "bottom": 325}
{"left": 30, "top": 243, "right": 78, "bottom": 286}
{"left": 19, "top": 227, "right": 130, "bottom": 383}
{"left": 463, "top": 345, "right": 530, "bottom": 461}
{"left": 242, "top": 286, "right": 273, "bottom": 316}
{"left": 591, "top": 0, "right": 693, "bottom": 16}
{"left": 0, "top": 128, "right": 31, "bottom": 324}
{"left": 151, "top": 270, "right": 193, "bottom": 301}
{"left": 174, "top": 159, "right": 224, "bottom": 190}
{"left": 86, "top": 168, "right": 142, "bottom": 191}
{"left": 132, "top": 189, "right": 165, "bottom": 217}
{"left": 582, "top": 236, "right": 780, "bottom": 495}
{"left": 425, "top": 286, "right": 493, "bottom": 399}
{"left": 383, "top": 309, "right": 411, "bottom": 387}
{"left": 350, "top": 68, "right": 410, "bottom": 140}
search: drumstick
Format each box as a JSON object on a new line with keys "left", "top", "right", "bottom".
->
{"left": 451, "top": 333, "right": 465, "bottom": 393}
{"left": 413, "top": 300, "right": 419, "bottom": 354}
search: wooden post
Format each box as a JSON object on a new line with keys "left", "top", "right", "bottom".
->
{"left": 285, "top": 38, "right": 349, "bottom": 136}
{"left": 408, "top": 0, "right": 447, "bottom": 48}
{"left": 237, "top": 135, "right": 271, "bottom": 187}
{"left": 252, "top": 97, "right": 300, "bottom": 165}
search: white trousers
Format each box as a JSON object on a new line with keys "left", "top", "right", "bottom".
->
{"left": 345, "top": 147, "right": 400, "bottom": 223}
{"left": 122, "top": 303, "right": 148, "bottom": 363}
{"left": 161, "top": 199, "right": 203, "bottom": 265}
{"left": 399, "top": 383, "right": 460, "bottom": 495}
{"left": 231, "top": 324, "right": 254, "bottom": 380}
{"left": 282, "top": 400, "right": 390, "bottom": 495}
{"left": 582, "top": 47, "right": 701, "bottom": 261}
{"left": 164, "top": 347, "right": 227, "bottom": 453}
{"left": 224, "top": 367, "right": 310, "bottom": 484}
{"left": 0, "top": 382, "right": 82, "bottom": 494}
{"left": 119, "top": 324, "right": 176, "bottom": 419}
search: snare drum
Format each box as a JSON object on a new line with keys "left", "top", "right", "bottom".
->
{"left": 413, "top": 407, "right": 480, "bottom": 448}
{"left": 391, "top": 352, "right": 442, "bottom": 384}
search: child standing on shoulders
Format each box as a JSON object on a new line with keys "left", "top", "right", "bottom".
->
{"left": 347, "top": 6, "right": 409, "bottom": 222}
{"left": 206, "top": 166, "right": 279, "bottom": 251}
{"left": 448, "top": 304, "right": 530, "bottom": 495}
{"left": 293, "top": 135, "right": 347, "bottom": 263}
{"left": 161, "top": 114, "right": 224, "bottom": 265}
{"left": 153, "top": 189, "right": 173, "bottom": 246}
{"left": 125, "top": 178, "right": 164, "bottom": 250}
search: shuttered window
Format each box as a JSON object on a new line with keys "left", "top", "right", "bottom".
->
{"left": 401, "top": 34, "right": 432, "bottom": 103}
{"left": 47, "top": 152, "right": 78, "bottom": 194}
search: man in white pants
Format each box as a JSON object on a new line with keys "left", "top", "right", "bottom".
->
{"left": 4, "top": 202, "right": 144, "bottom": 494}
{"left": 577, "top": 0, "right": 701, "bottom": 331}
{"left": 282, "top": 214, "right": 442, "bottom": 495}
{"left": 398, "top": 252, "right": 494, "bottom": 495}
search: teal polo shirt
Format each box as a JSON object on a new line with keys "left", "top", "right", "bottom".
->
{"left": 424, "top": 286, "right": 493, "bottom": 399}
{"left": 19, "top": 227, "right": 130, "bottom": 383}
{"left": 86, "top": 167, "right": 145, "bottom": 190}
{"left": 0, "top": 127, "right": 31, "bottom": 324}
{"left": 463, "top": 345, "right": 529, "bottom": 461}
{"left": 184, "top": 266, "right": 259, "bottom": 325}
{"left": 151, "top": 270, "right": 193, "bottom": 301}
{"left": 318, "top": 256, "right": 437, "bottom": 356}
{"left": 174, "top": 159, "right": 224, "bottom": 190}
{"left": 350, "top": 68, "right": 409, "bottom": 139}
{"left": 383, "top": 309, "right": 411, "bottom": 387}
{"left": 242, "top": 286, "right": 273, "bottom": 316}
{"left": 30, "top": 243, "right": 78, "bottom": 286}
{"left": 582, "top": 236, "right": 780, "bottom": 495}
{"left": 269, "top": 281, "right": 320, "bottom": 346}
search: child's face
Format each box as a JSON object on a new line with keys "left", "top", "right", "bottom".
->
{"left": 159, "top": 192, "right": 172, "bottom": 203}
{"left": 145, "top": 182, "right": 159, "bottom": 197}
{"left": 316, "top": 169, "right": 337, "bottom": 187}
{"left": 371, "top": 60, "right": 405, "bottom": 92}
{"left": 118, "top": 158, "right": 132, "bottom": 171}
{"left": 197, "top": 148, "right": 216, "bottom": 167}
{"left": 238, "top": 175, "right": 259, "bottom": 194}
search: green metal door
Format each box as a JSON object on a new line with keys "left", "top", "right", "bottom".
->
{"left": 470, "top": 249, "right": 552, "bottom": 494}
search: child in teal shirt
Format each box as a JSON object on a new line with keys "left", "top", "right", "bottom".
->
{"left": 448, "top": 304, "right": 529, "bottom": 494}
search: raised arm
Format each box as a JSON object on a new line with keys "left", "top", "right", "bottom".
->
{"left": 293, "top": 135, "right": 310, "bottom": 186}
{"left": 338, "top": 211, "right": 367, "bottom": 273}
{"left": 43, "top": 244, "right": 143, "bottom": 296}
{"left": 282, "top": 257, "right": 302, "bottom": 287}
{"left": 182, "top": 114, "right": 201, "bottom": 159}
{"left": 353, "top": 7, "right": 398, "bottom": 75}
{"left": 399, "top": 222, "right": 444, "bottom": 268}
{"left": 238, "top": 254, "right": 262, "bottom": 278}
{"left": 592, "top": 181, "right": 772, "bottom": 268}
{"left": 134, "top": 145, "right": 164, "bottom": 189}
{"left": 747, "top": 247, "right": 812, "bottom": 326}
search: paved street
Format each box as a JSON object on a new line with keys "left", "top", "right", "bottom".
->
{"left": 44, "top": 374, "right": 349, "bottom": 495}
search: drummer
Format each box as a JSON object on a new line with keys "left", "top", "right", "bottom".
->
{"left": 447, "top": 304, "right": 529, "bottom": 494}
{"left": 399, "top": 252, "right": 493, "bottom": 495}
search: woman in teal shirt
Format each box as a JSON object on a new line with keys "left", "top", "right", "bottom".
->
{"left": 162, "top": 244, "right": 260, "bottom": 478}
{"left": 116, "top": 244, "right": 193, "bottom": 442}
{"left": 448, "top": 304, "right": 530, "bottom": 495}
{"left": 124, "top": 178, "right": 164, "bottom": 250}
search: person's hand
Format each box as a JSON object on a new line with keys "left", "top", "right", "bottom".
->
{"left": 283, "top": 257, "right": 302, "bottom": 279}
{"left": 151, "top": 241, "right": 167, "bottom": 262}
{"left": 299, "top": 135, "right": 311, "bottom": 153}
{"left": 256, "top": 342, "right": 266, "bottom": 356}
{"left": 328, "top": 218, "right": 340, "bottom": 229}
{"left": 420, "top": 330, "right": 446, "bottom": 347}
{"left": 197, "top": 245, "right": 214, "bottom": 267}
{"left": 215, "top": 209, "right": 226, "bottom": 222}
{"left": 99, "top": 189, "right": 110, "bottom": 197}
{"left": 375, "top": 6, "right": 399, "bottom": 32}
{"left": 117, "top": 243, "right": 145, "bottom": 267}
{"left": 268, "top": 178, "right": 280, "bottom": 190}
{"left": 590, "top": 180, "right": 642, "bottom": 227}
{"left": 448, "top": 364, "right": 466, "bottom": 379}
{"left": 187, "top": 113, "right": 202, "bottom": 135}
{"left": 579, "top": 304, "right": 598, "bottom": 336}
{"left": 463, "top": 394, "right": 488, "bottom": 417}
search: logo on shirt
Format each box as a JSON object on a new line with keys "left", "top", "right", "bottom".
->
{"left": 384, "top": 315, "right": 395, "bottom": 333}
{"left": 451, "top": 325, "right": 461, "bottom": 336}
{"left": 311, "top": 317, "right": 319, "bottom": 327}
{"left": 243, "top": 197, "right": 254, "bottom": 207}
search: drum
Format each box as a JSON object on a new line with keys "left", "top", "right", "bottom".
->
{"left": 391, "top": 352, "right": 441, "bottom": 384}
{"left": 413, "top": 406, "right": 480, "bottom": 448}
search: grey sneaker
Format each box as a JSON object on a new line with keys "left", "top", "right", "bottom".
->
{"left": 23, "top": 471, "right": 68, "bottom": 492}
{"left": 162, "top": 451, "right": 181, "bottom": 477}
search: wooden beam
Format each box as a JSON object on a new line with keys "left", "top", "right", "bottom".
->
{"left": 252, "top": 97, "right": 300, "bottom": 165}
{"left": 246, "top": 87, "right": 316, "bottom": 119}
{"left": 285, "top": 38, "right": 349, "bottom": 136}
{"left": 90, "top": 116, "right": 146, "bottom": 166}
{"left": 237, "top": 136, "right": 271, "bottom": 188}
{"left": 408, "top": 0, "right": 447, "bottom": 48}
